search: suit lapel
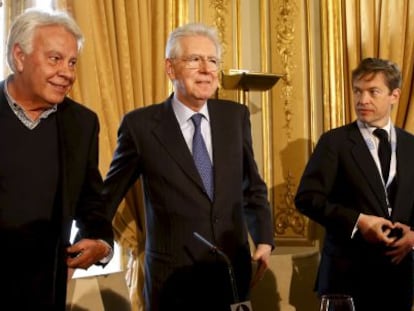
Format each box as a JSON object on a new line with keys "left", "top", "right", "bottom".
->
{"left": 207, "top": 100, "right": 230, "bottom": 203}
{"left": 349, "top": 123, "right": 389, "bottom": 216}
{"left": 151, "top": 98, "right": 206, "bottom": 194}
{"left": 391, "top": 128, "right": 414, "bottom": 220}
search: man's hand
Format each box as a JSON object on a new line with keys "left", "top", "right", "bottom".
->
{"left": 386, "top": 222, "right": 414, "bottom": 264}
{"left": 250, "top": 243, "right": 272, "bottom": 288}
{"left": 66, "top": 239, "right": 111, "bottom": 269}
{"left": 357, "top": 213, "right": 397, "bottom": 244}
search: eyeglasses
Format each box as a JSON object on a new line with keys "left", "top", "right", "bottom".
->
{"left": 173, "top": 54, "right": 221, "bottom": 71}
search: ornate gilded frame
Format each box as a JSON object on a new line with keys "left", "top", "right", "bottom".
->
{"left": 268, "top": 0, "right": 321, "bottom": 245}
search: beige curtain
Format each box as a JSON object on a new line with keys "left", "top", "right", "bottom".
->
{"left": 321, "top": 0, "right": 414, "bottom": 133}
{"left": 65, "top": 1, "right": 187, "bottom": 310}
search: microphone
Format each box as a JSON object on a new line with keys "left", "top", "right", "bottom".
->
{"left": 193, "top": 232, "right": 253, "bottom": 311}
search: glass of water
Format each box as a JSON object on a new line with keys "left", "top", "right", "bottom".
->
{"left": 319, "top": 294, "right": 355, "bottom": 311}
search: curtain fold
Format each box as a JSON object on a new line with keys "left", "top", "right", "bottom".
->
{"left": 320, "top": 0, "right": 347, "bottom": 131}
{"left": 322, "top": 0, "right": 414, "bottom": 133}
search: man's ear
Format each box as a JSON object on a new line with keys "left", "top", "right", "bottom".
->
{"left": 13, "top": 43, "right": 25, "bottom": 72}
{"left": 165, "top": 59, "right": 175, "bottom": 79}
{"left": 391, "top": 88, "right": 401, "bottom": 105}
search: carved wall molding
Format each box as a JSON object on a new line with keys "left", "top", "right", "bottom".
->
{"left": 270, "top": 0, "right": 317, "bottom": 245}
{"left": 208, "top": 0, "right": 229, "bottom": 57}
{"left": 274, "top": 0, "right": 297, "bottom": 141}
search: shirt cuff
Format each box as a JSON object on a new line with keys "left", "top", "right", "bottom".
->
{"left": 98, "top": 239, "right": 114, "bottom": 264}
{"left": 351, "top": 214, "right": 361, "bottom": 238}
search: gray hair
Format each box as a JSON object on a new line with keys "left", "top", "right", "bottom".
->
{"left": 6, "top": 8, "right": 84, "bottom": 72}
{"left": 165, "top": 23, "right": 222, "bottom": 59}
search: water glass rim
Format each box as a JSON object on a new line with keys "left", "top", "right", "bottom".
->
{"left": 321, "top": 294, "right": 354, "bottom": 300}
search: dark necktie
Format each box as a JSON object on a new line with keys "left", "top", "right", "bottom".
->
{"left": 373, "top": 128, "right": 391, "bottom": 183}
{"left": 191, "top": 113, "right": 214, "bottom": 200}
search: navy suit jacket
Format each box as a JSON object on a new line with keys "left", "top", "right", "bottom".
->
{"left": 104, "top": 95, "right": 274, "bottom": 310}
{"left": 295, "top": 121, "right": 414, "bottom": 308}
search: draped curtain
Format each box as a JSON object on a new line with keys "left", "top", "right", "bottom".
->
{"left": 321, "top": 0, "right": 414, "bottom": 132}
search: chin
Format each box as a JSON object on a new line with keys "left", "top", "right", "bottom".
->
{"left": 357, "top": 115, "right": 370, "bottom": 123}
{"left": 47, "top": 97, "right": 65, "bottom": 105}
{"left": 198, "top": 92, "right": 216, "bottom": 100}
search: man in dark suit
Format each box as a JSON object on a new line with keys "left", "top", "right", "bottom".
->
{"left": 295, "top": 57, "right": 414, "bottom": 311}
{"left": 0, "top": 8, "right": 113, "bottom": 310}
{"left": 103, "top": 23, "right": 274, "bottom": 311}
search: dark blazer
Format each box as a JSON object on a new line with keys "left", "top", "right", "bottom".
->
{"left": 0, "top": 82, "right": 113, "bottom": 310}
{"left": 104, "top": 95, "right": 274, "bottom": 311}
{"left": 295, "top": 121, "right": 414, "bottom": 310}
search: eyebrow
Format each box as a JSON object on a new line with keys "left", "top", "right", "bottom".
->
{"left": 185, "top": 54, "right": 218, "bottom": 59}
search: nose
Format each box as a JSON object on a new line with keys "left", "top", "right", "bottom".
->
{"left": 58, "top": 63, "right": 76, "bottom": 81}
{"left": 357, "top": 91, "right": 371, "bottom": 104}
{"left": 198, "top": 59, "right": 210, "bottom": 72}
{"left": 198, "top": 58, "right": 219, "bottom": 73}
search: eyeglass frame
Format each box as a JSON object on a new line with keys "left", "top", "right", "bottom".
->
{"left": 170, "top": 54, "right": 221, "bottom": 71}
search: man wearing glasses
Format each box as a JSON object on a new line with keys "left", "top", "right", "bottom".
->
{"left": 103, "top": 23, "right": 274, "bottom": 311}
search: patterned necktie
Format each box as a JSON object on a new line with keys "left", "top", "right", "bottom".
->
{"left": 373, "top": 128, "right": 391, "bottom": 183}
{"left": 191, "top": 113, "right": 214, "bottom": 200}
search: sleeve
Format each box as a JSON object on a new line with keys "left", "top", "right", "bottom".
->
{"left": 294, "top": 131, "right": 360, "bottom": 238}
{"left": 74, "top": 114, "right": 114, "bottom": 248}
{"left": 102, "top": 115, "right": 142, "bottom": 220}
{"left": 241, "top": 106, "right": 275, "bottom": 248}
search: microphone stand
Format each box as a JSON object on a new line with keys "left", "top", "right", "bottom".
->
{"left": 193, "top": 231, "right": 240, "bottom": 303}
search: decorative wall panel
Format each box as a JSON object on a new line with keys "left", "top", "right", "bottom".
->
{"left": 269, "top": 0, "right": 318, "bottom": 245}
{"left": 192, "top": 0, "right": 321, "bottom": 245}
